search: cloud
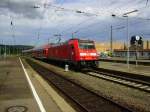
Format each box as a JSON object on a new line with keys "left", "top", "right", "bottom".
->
{"left": 0, "top": 0, "right": 149, "bottom": 45}
{"left": 0, "top": 0, "right": 55, "bottom": 19}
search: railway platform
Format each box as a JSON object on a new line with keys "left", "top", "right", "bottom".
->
{"left": 99, "top": 57, "right": 150, "bottom": 66}
{"left": 99, "top": 61, "right": 150, "bottom": 76}
{"left": 0, "top": 56, "right": 76, "bottom": 112}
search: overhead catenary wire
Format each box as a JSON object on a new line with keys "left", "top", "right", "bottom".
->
{"left": 80, "top": 24, "right": 126, "bottom": 39}
{"left": 2, "top": 0, "right": 149, "bottom": 51}
{"left": 62, "top": 19, "right": 127, "bottom": 39}
{"left": 76, "top": 16, "right": 150, "bottom": 41}
{"left": 8, "top": 0, "right": 16, "bottom": 46}
{"left": 43, "top": 4, "right": 100, "bottom": 42}
{"left": 44, "top": 2, "right": 149, "bottom": 38}
{"left": 45, "top": 1, "right": 150, "bottom": 19}
{"left": 32, "top": 1, "right": 150, "bottom": 45}
{"left": 79, "top": 1, "right": 150, "bottom": 36}
{"left": 42, "top": 1, "right": 72, "bottom": 44}
{"left": 10, "top": 20, "right": 16, "bottom": 45}
{"left": 59, "top": 18, "right": 136, "bottom": 41}
{"left": 60, "top": 16, "right": 97, "bottom": 35}
{"left": 31, "top": 2, "right": 66, "bottom": 44}
{"left": 42, "top": 3, "right": 99, "bottom": 34}
{"left": 34, "top": 2, "right": 148, "bottom": 29}
{"left": 146, "top": 0, "right": 149, "bottom": 6}
{"left": 34, "top": 0, "right": 49, "bottom": 47}
{"left": 46, "top": 4, "right": 99, "bottom": 17}
{"left": 42, "top": 15, "right": 96, "bottom": 42}
{"left": 7, "top": 0, "right": 17, "bottom": 55}
{"left": 46, "top": 2, "right": 147, "bottom": 18}
{"left": 81, "top": 18, "right": 150, "bottom": 39}
{"left": 49, "top": 4, "right": 150, "bottom": 42}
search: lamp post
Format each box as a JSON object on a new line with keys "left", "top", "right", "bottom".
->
{"left": 4, "top": 41, "right": 6, "bottom": 58}
{"left": 110, "top": 24, "right": 125, "bottom": 56}
{"left": 112, "top": 9, "right": 138, "bottom": 69}
{"left": 135, "top": 35, "right": 141, "bottom": 67}
{"left": 110, "top": 25, "right": 113, "bottom": 54}
{"left": 123, "top": 15, "right": 130, "bottom": 69}
{"left": 123, "top": 10, "right": 138, "bottom": 69}
{"left": 0, "top": 41, "right": 1, "bottom": 57}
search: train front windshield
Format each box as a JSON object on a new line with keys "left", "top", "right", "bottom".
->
{"left": 79, "top": 42, "right": 95, "bottom": 49}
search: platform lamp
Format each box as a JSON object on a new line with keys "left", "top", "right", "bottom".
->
{"left": 112, "top": 9, "right": 138, "bottom": 69}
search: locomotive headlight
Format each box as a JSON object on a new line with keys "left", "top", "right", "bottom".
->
{"left": 80, "top": 53, "right": 87, "bottom": 56}
{"left": 90, "top": 53, "right": 97, "bottom": 56}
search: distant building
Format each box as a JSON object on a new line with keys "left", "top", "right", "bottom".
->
{"left": 113, "top": 40, "right": 150, "bottom": 59}
{"left": 0, "top": 44, "right": 34, "bottom": 55}
{"left": 95, "top": 42, "right": 124, "bottom": 52}
{"left": 95, "top": 40, "right": 150, "bottom": 52}
{"left": 95, "top": 40, "right": 150, "bottom": 59}
{"left": 95, "top": 39, "right": 150, "bottom": 59}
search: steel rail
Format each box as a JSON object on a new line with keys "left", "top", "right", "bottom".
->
{"left": 82, "top": 68, "right": 150, "bottom": 93}
{"left": 26, "top": 58, "right": 132, "bottom": 112}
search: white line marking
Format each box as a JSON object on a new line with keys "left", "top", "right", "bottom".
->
{"left": 19, "top": 57, "right": 46, "bottom": 112}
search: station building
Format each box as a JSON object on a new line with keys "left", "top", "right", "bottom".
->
{"left": 113, "top": 40, "right": 150, "bottom": 59}
{"left": 95, "top": 40, "right": 150, "bottom": 59}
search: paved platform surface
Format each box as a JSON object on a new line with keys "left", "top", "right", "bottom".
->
{"left": 100, "top": 57, "right": 150, "bottom": 62}
{"left": 0, "top": 57, "right": 71, "bottom": 112}
{"left": 99, "top": 61, "right": 150, "bottom": 76}
{"left": 99, "top": 57, "right": 150, "bottom": 66}
{"left": 0, "top": 57, "right": 41, "bottom": 112}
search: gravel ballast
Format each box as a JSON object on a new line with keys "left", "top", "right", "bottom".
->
{"left": 26, "top": 58, "right": 150, "bottom": 112}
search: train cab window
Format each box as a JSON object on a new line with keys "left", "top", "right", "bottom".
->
{"left": 79, "top": 42, "right": 95, "bottom": 49}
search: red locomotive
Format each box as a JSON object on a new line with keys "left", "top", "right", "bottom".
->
{"left": 24, "top": 38, "right": 99, "bottom": 68}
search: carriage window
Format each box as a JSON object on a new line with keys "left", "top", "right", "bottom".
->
{"left": 79, "top": 42, "right": 95, "bottom": 49}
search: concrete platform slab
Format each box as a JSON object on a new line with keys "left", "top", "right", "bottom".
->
{"left": 99, "top": 61, "right": 150, "bottom": 76}
{"left": 0, "top": 57, "right": 40, "bottom": 112}
{"left": 0, "top": 56, "right": 76, "bottom": 112}
{"left": 22, "top": 58, "right": 77, "bottom": 112}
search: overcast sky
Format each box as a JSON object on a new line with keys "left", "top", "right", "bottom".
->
{"left": 0, "top": 0, "right": 150, "bottom": 46}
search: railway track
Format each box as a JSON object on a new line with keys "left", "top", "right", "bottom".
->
{"left": 82, "top": 68, "right": 150, "bottom": 93}
{"left": 26, "top": 59, "right": 132, "bottom": 112}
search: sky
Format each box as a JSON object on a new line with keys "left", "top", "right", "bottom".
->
{"left": 0, "top": 0, "right": 150, "bottom": 46}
